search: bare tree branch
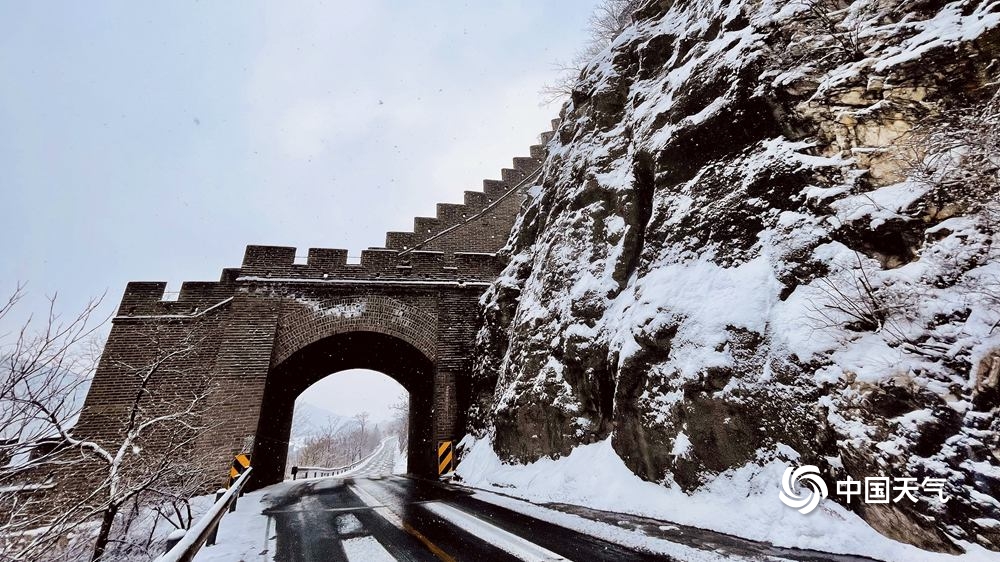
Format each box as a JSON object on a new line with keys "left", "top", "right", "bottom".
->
{"left": 0, "top": 287, "right": 218, "bottom": 561}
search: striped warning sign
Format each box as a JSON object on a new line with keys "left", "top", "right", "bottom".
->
{"left": 438, "top": 440, "right": 454, "bottom": 476}
{"left": 228, "top": 453, "right": 251, "bottom": 487}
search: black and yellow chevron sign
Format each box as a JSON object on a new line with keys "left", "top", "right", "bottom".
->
{"left": 437, "top": 440, "right": 454, "bottom": 476}
{"left": 228, "top": 453, "right": 251, "bottom": 487}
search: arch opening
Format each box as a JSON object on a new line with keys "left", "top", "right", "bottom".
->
{"left": 288, "top": 370, "right": 408, "bottom": 477}
{"left": 251, "top": 331, "right": 436, "bottom": 488}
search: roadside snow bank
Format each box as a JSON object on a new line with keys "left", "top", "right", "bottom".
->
{"left": 455, "top": 436, "right": 997, "bottom": 562}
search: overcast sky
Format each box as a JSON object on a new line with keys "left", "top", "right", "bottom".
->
{"left": 0, "top": 1, "right": 596, "bottom": 420}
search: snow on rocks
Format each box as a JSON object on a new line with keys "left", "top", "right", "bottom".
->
{"left": 471, "top": 0, "right": 1000, "bottom": 554}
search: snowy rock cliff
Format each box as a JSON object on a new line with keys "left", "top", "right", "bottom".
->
{"left": 472, "top": 0, "right": 1000, "bottom": 552}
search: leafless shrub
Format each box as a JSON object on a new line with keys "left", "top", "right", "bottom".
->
{"left": 590, "top": 0, "right": 643, "bottom": 43}
{"left": 773, "top": 0, "right": 893, "bottom": 72}
{"left": 792, "top": 0, "right": 867, "bottom": 62}
{"left": 899, "top": 83, "right": 1000, "bottom": 225}
{"left": 806, "top": 253, "right": 965, "bottom": 360}
{"left": 541, "top": 0, "right": 643, "bottom": 103}
{"left": 808, "top": 252, "right": 907, "bottom": 332}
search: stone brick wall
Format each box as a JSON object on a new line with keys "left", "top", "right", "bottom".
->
{"left": 409, "top": 174, "right": 537, "bottom": 255}
{"left": 75, "top": 312, "right": 226, "bottom": 446}
{"left": 68, "top": 123, "right": 555, "bottom": 492}
{"left": 276, "top": 295, "right": 436, "bottom": 360}
{"left": 384, "top": 123, "right": 556, "bottom": 254}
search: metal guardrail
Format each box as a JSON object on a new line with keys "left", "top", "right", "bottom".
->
{"left": 154, "top": 466, "right": 253, "bottom": 562}
{"left": 291, "top": 438, "right": 390, "bottom": 479}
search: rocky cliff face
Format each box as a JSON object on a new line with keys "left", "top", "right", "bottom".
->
{"left": 471, "top": 0, "right": 1000, "bottom": 552}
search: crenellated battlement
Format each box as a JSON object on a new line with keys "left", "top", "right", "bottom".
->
{"left": 382, "top": 123, "right": 556, "bottom": 253}
{"left": 117, "top": 243, "right": 505, "bottom": 315}
{"left": 115, "top": 121, "right": 559, "bottom": 318}
{"left": 116, "top": 268, "right": 239, "bottom": 317}
{"left": 237, "top": 244, "right": 501, "bottom": 281}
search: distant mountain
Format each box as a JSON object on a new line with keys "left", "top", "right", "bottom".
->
{"left": 287, "top": 402, "right": 397, "bottom": 469}
{"left": 290, "top": 401, "right": 358, "bottom": 443}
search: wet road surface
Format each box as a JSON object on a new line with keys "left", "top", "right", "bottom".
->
{"left": 265, "top": 475, "right": 671, "bottom": 561}
{"left": 260, "top": 439, "right": 882, "bottom": 561}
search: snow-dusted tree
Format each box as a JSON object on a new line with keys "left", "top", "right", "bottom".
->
{"left": 351, "top": 411, "right": 370, "bottom": 462}
{"left": 295, "top": 421, "right": 350, "bottom": 468}
{"left": 387, "top": 395, "right": 409, "bottom": 450}
{"left": 0, "top": 287, "right": 216, "bottom": 561}
{"left": 588, "top": 0, "right": 643, "bottom": 44}
{"left": 292, "top": 410, "right": 385, "bottom": 470}
{"left": 0, "top": 285, "right": 104, "bottom": 558}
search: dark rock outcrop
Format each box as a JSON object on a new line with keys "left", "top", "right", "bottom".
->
{"left": 473, "top": 0, "right": 1000, "bottom": 553}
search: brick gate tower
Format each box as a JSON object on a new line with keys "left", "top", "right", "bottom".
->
{"left": 73, "top": 124, "right": 555, "bottom": 488}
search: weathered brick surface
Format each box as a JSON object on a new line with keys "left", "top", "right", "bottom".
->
{"left": 272, "top": 295, "right": 439, "bottom": 365}
{"left": 69, "top": 128, "right": 553, "bottom": 492}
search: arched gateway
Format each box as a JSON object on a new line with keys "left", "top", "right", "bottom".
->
{"left": 73, "top": 125, "right": 555, "bottom": 489}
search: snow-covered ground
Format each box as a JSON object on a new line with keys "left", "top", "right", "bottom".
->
{"left": 454, "top": 436, "right": 1000, "bottom": 562}
{"left": 168, "top": 433, "right": 1000, "bottom": 562}
{"left": 392, "top": 444, "right": 407, "bottom": 475}
{"left": 189, "top": 485, "right": 273, "bottom": 562}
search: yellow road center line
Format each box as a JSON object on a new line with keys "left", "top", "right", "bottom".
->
{"left": 349, "top": 482, "right": 455, "bottom": 562}
{"left": 403, "top": 521, "right": 456, "bottom": 562}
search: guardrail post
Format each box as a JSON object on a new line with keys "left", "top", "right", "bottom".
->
{"left": 164, "top": 529, "right": 186, "bottom": 554}
{"left": 206, "top": 489, "right": 226, "bottom": 546}
{"left": 153, "top": 467, "right": 254, "bottom": 562}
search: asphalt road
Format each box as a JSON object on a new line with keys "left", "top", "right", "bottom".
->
{"left": 265, "top": 476, "right": 670, "bottom": 562}
{"left": 261, "top": 443, "right": 881, "bottom": 562}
